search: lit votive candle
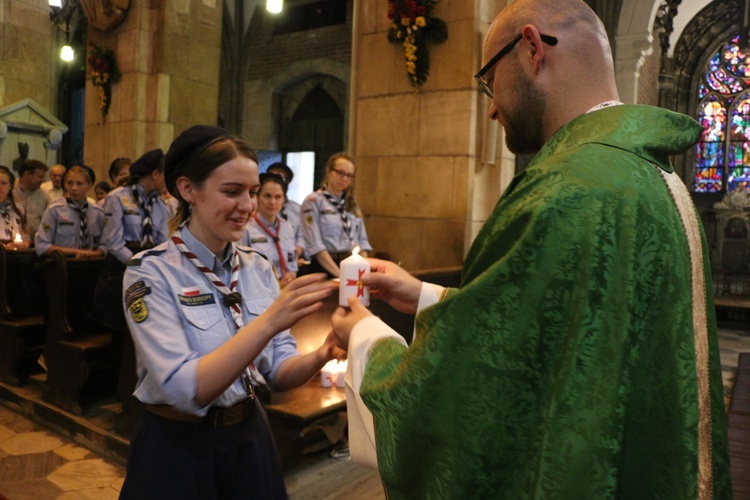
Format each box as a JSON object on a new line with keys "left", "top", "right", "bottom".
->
{"left": 339, "top": 246, "right": 370, "bottom": 307}
{"left": 13, "top": 232, "right": 22, "bottom": 245}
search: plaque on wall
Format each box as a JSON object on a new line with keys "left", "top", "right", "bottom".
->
{"left": 79, "top": 0, "right": 130, "bottom": 32}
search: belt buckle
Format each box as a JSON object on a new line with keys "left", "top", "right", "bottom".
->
{"left": 223, "top": 403, "right": 246, "bottom": 426}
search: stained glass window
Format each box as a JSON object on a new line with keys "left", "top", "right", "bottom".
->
{"left": 694, "top": 35, "right": 750, "bottom": 193}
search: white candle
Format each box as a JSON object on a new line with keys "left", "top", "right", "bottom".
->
{"left": 13, "top": 232, "right": 22, "bottom": 244}
{"left": 339, "top": 246, "right": 370, "bottom": 307}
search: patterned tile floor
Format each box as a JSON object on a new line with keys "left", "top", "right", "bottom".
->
{"left": 0, "top": 327, "right": 748, "bottom": 500}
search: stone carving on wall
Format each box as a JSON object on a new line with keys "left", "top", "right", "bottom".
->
{"left": 0, "top": 99, "right": 68, "bottom": 170}
{"left": 714, "top": 190, "right": 750, "bottom": 210}
{"left": 79, "top": 0, "right": 130, "bottom": 32}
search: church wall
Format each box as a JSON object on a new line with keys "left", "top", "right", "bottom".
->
{"left": 636, "top": 28, "right": 660, "bottom": 107}
{"left": 83, "top": 0, "right": 222, "bottom": 182}
{"left": 0, "top": 1, "right": 58, "bottom": 118}
{"left": 241, "top": 3, "right": 353, "bottom": 148}
{"left": 351, "top": 0, "right": 506, "bottom": 271}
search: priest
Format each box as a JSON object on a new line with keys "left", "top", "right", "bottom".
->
{"left": 331, "top": 0, "right": 732, "bottom": 498}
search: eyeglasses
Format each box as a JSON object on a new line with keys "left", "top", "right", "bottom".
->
{"left": 331, "top": 168, "right": 355, "bottom": 180}
{"left": 474, "top": 34, "right": 558, "bottom": 99}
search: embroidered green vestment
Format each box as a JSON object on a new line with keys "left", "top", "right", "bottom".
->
{"left": 361, "top": 105, "right": 732, "bottom": 499}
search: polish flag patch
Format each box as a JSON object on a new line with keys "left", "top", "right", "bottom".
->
{"left": 181, "top": 286, "right": 201, "bottom": 297}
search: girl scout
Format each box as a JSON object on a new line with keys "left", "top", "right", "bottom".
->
{"left": 0, "top": 165, "right": 29, "bottom": 249}
{"left": 240, "top": 173, "right": 298, "bottom": 287}
{"left": 35, "top": 166, "right": 105, "bottom": 258}
{"left": 92, "top": 149, "right": 168, "bottom": 334}
{"left": 301, "top": 152, "right": 372, "bottom": 277}
{"left": 119, "top": 125, "right": 341, "bottom": 499}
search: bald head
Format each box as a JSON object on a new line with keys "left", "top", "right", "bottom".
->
{"left": 487, "top": 0, "right": 613, "bottom": 71}
{"left": 483, "top": 0, "right": 619, "bottom": 147}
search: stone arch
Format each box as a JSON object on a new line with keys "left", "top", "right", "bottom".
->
{"left": 614, "top": 0, "right": 661, "bottom": 103}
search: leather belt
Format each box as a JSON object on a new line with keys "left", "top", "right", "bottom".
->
{"left": 146, "top": 399, "right": 255, "bottom": 427}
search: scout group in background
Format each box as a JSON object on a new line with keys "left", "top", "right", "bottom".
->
{"left": 119, "top": 125, "right": 343, "bottom": 498}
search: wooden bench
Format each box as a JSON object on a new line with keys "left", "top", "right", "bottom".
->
{"left": 266, "top": 266, "right": 463, "bottom": 468}
{"left": 0, "top": 246, "right": 46, "bottom": 386}
{"left": 41, "top": 250, "right": 114, "bottom": 415}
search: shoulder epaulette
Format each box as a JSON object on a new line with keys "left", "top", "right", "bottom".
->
{"left": 236, "top": 245, "right": 269, "bottom": 262}
{"left": 127, "top": 248, "right": 167, "bottom": 267}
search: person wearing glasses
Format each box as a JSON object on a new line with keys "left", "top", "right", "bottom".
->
{"left": 331, "top": 0, "right": 731, "bottom": 498}
{"left": 301, "top": 153, "right": 372, "bottom": 277}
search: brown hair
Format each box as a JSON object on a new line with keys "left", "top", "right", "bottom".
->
{"left": 63, "top": 165, "right": 94, "bottom": 186}
{"left": 322, "top": 152, "right": 361, "bottom": 216}
{"left": 169, "top": 137, "right": 258, "bottom": 233}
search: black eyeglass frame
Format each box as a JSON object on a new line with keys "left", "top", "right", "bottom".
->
{"left": 474, "top": 33, "right": 559, "bottom": 98}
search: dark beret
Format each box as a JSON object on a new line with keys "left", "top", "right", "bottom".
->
{"left": 164, "top": 125, "right": 236, "bottom": 196}
{"left": 267, "top": 162, "right": 294, "bottom": 183}
{"left": 129, "top": 149, "right": 164, "bottom": 177}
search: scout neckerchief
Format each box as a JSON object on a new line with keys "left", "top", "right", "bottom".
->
{"left": 132, "top": 186, "right": 155, "bottom": 248}
{"left": 172, "top": 231, "right": 269, "bottom": 400}
{"left": 67, "top": 198, "right": 89, "bottom": 249}
{"left": 252, "top": 213, "right": 289, "bottom": 275}
{"left": 0, "top": 201, "right": 13, "bottom": 240}
{"left": 322, "top": 188, "right": 352, "bottom": 245}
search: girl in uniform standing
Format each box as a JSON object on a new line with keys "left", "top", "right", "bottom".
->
{"left": 119, "top": 125, "right": 340, "bottom": 499}
{"left": 240, "top": 173, "right": 298, "bottom": 287}
{"left": 35, "top": 166, "right": 106, "bottom": 258}
{"left": 92, "top": 149, "right": 169, "bottom": 334}
{"left": 301, "top": 153, "right": 372, "bottom": 277}
{"left": 0, "top": 166, "right": 29, "bottom": 250}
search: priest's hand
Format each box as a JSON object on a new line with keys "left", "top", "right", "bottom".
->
{"left": 331, "top": 295, "right": 373, "bottom": 350}
{"left": 365, "top": 258, "right": 422, "bottom": 314}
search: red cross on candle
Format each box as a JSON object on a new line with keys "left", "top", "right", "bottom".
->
{"left": 346, "top": 268, "right": 366, "bottom": 297}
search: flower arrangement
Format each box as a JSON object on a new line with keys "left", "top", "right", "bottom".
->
{"left": 387, "top": 0, "right": 448, "bottom": 88}
{"left": 87, "top": 43, "right": 119, "bottom": 118}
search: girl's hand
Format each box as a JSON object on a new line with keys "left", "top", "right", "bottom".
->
{"left": 260, "top": 273, "right": 336, "bottom": 334}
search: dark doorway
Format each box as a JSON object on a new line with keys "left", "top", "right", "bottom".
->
{"left": 280, "top": 84, "right": 344, "bottom": 187}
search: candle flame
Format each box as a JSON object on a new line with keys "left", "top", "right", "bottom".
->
{"left": 13, "top": 233, "right": 22, "bottom": 243}
{"left": 352, "top": 246, "right": 360, "bottom": 256}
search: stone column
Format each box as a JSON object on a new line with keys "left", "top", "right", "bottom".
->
{"left": 84, "top": 0, "right": 222, "bottom": 182}
{"left": 351, "top": 0, "right": 509, "bottom": 271}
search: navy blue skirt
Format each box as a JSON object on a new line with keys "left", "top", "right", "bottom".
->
{"left": 120, "top": 398, "right": 287, "bottom": 499}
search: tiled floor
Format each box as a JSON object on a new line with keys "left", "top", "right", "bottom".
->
{"left": 0, "top": 327, "right": 748, "bottom": 500}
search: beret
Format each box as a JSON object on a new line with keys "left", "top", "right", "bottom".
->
{"left": 129, "top": 149, "right": 164, "bottom": 177}
{"left": 164, "top": 125, "right": 236, "bottom": 196}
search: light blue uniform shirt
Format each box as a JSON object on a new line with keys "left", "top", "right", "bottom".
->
{"left": 35, "top": 197, "right": 106, "bottom": 255}
{"left": 301, "top": 190, "right": 372, "bottom": 256}
{"left": 281, "top": 199, "right": 305, "bottom": 251}
{"left": 240, "top": 215, "right": 299, "bottom": 276}
{"left": 102, "top": 185, "right": 169, "bottom": 264}
{"left": 123, "top": 226, "right": 299, "bottom": 416}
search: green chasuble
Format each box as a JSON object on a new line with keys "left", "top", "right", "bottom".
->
{"left": 360, "top": 105, "right": 732, "bottom": 499}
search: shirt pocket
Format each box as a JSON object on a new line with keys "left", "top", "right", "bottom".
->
{"left": 244, "top": 295, "right": 274, "bottom": 321}
{"left": 180, "top": 302, "right": 223, "bottom": 331}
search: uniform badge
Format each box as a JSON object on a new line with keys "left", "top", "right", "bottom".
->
{"left": 306, "top": 215, "right": 313, "bottom": 225}
{"left": 182, "top": 286, "right": 201, "bottom": 297}
{"left": 125, "top": 280, "right": 152, "bottom": 323}
{"left": 251, "top": 236, "right": 268, "bottom": 244}
{"left": 43, "top": 223, "right": 51, "bottom": 233}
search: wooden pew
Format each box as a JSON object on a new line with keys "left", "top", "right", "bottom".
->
{"left": 41, "top": 250, "right": 113, "bottom": 415}
{"left": 0, "top": 246, "right": 46, "bottom": 386}
{"left": 266, "top": 266, "right": 462, "bottom": 468}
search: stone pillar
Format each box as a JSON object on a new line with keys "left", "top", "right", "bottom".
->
{"left": 351, "top": 0, "right": 509, "bottom": 271}
{"left": 84, "top": 0, "right": 222, "bottom": 182}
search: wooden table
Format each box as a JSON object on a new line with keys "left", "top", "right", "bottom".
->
{"left": 265, "top": 379, "right": 347, "bottom": 468}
